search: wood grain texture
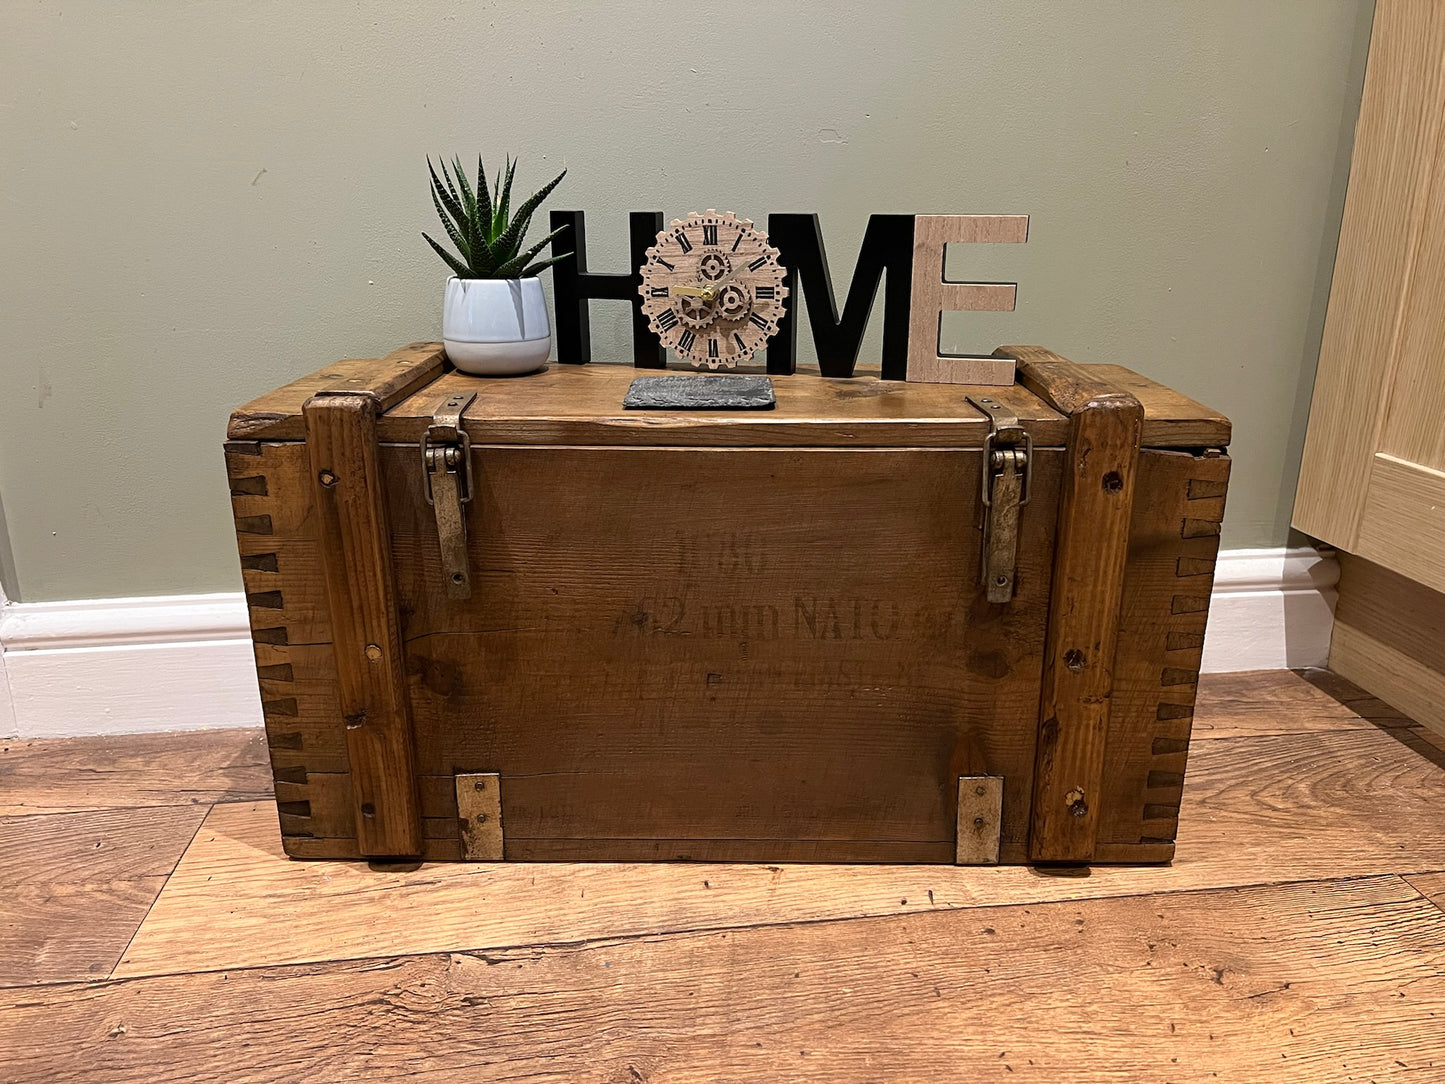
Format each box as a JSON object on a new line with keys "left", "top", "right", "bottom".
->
{"left": 1, "top": 879, "right": 168, "bottom": 986}
{"left": 1334, "top": 553, "right": 1445, "bottom": 677}
{"left": 113, "top": 718, "right": 1445, "bottom": 978}
{"left": 0, "top": 729, "right": 270, "bottom": 816}
{"left": 386, "top": 444, "right": 1062, "bottom": 859}
{"left": 227, "top": 353, "right": 1225, "bottom": 449}
{"left": 1293, "top": 0, "right": 1445, "bottom": 547}
{"left": 1023, "top": 349, "right": 1144, "bottom": 861}
{"left": 304, "top": 394, "right": 421, "bottom": 856}
{"left": 1331, "top": 626, "right": 1445, "bottom": 739}
{"left": 1086, "top": 364, "right": 1231, "bottom": 447}
{"left": 18, "top": 875, "right": 1445, "bottom": 1083}
{"left": 1357, "top": 0, "right": 1445, "bottom": 484}
{"left": 0, "top": 805, "right": 205, "bottom": 986}
{"left": 1355, "top": 453, "right": 1445, "bottom": 595}
{"left": 1098, "top": 450, "right": 1228, "bottom": 849}
{"left": 227, "top": 342, "right": 1230, "bottom": 863}
{"left": 1331, "top": 552, "right": 1445, "bottom": 737}
{"left": 906, "top": 215, "right": 1026, "bottom": 385}
{"left": 1192, "top": 668, "right": 1418, "bottom": 739}
{"left": 394, "top": 361, "right": 1067, "bottom": 447}
{"left": 1407, "top": 870, "right": 1445, "bottom": 915}
{"left": 225, "top": 441, "right": 348, "bottom": 785}
{"left": 0, "top": 807, "right": 207, "bottom": 887}
{"left": 228, "top": 342, "right": 445, "bottom": 439}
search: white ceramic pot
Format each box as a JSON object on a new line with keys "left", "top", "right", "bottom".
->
{"left": 442, "top": 276, "right": 551, "bottom": 375}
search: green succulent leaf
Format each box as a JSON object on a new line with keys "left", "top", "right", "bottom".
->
{"left": 491, "top": 224, "right": 569, "bottom": 279}
{"left": 475, "top": 154, "right": 494, "bottom": 231}
{"left": 423, "top": 232, "right": 470, "bottom": 278}
{"left": 425, "top": 153, "right": 567, "bottom": 278}
{"left": 495, "top": 157, "right": 518, "bottom": 242}
{"left": 429, "top": 186, "right": 470, "bottom": 262}
{"left": 427, "top": 158, "right": 467, "bottom": 232}
{"left": 492, "top": 168, "right": 566, "bottom": 262}
{"left": 471, "top": 231, "right": 499, "bottom": 276}
{"left": 451, "top": 156, "right": 476, "bottom": 219}
{"left": 521, "top": 251, "right": 573, "bottom": 277}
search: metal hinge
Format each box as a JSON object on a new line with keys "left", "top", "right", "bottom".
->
{"left": 967, "top": 395, "right": 1032, "bottom": 603}
{"left": 422, "top": 391, "right": 477, "bottom": 600}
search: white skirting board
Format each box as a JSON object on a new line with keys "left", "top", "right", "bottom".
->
{"left": 0, "top": 547, "right": 1337, "bottom": 739}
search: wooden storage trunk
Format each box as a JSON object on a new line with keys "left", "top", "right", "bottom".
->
{"left": 226, "top": 343, "right": 1230, "bottom": 865}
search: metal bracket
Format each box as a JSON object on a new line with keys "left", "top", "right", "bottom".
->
{"left": 967, "top": 396, "right": 1031, "bottom": 603}
{"left": 422, "top": 391, "right": 478, "bottom": 600}
{"left": 956, "top": 775, "right": 1004, "bottom": 864}
{"left": 455, "top": 772, "right": 504, "bottom": 860}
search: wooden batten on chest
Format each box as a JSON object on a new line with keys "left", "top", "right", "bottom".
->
{"left": 226, "top": 342, "right": 1230, "bottom": 866}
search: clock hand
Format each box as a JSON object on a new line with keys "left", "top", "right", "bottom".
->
{"left": 668, "top": 285, "right": 713, "bottom": 298}
{"left": 698, "top": 262, "right": 747, "bottom": 301}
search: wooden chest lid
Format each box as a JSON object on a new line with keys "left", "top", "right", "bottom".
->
{"left": 227, "top": 341, "right": 1230, "bottom": 449}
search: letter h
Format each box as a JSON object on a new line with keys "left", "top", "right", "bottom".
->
{"left": 549, "top": 211, "right": 666, "bottom": 367}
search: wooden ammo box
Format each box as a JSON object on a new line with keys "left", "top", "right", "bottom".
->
{"left": 225, "top": 343, "right": 1230, "bottom": 865}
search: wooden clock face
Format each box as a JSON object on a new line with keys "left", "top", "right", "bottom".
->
{"left": 638, "top": 210, "right": 788, "bottom": 370}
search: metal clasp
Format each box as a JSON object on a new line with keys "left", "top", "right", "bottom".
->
{"left": 421, "top": 391, "right": 477, "bottom": 599}
{"left": 967, "top": 396, "right": 1032, "bottom": 603}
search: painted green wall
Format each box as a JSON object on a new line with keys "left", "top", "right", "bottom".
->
{"left": 0, "top": 1, "right": 1371, "bottom": 601}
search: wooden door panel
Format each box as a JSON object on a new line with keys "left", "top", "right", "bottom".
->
{"left": 1293, "top": 0, "right": 1445, "bottom": 591}
{"left": 1356, "top": 455, "right": 1445, "bottom": 594}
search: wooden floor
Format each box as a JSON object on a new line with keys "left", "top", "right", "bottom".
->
{"left": 1, "top": 670, "right": 1443, "bottom": 1082}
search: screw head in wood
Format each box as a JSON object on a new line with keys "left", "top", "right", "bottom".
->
{"left": 1065, "top": 788, "right": 1088, "bottom": 817}
{"left": 318, "top": 469, "right": 338, "bottom": 487}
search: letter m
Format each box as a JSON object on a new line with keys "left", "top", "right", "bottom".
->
{"left": 766, "top": 214, "right": 915, "bottom": 379}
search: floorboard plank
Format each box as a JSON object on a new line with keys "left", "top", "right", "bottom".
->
{"left": 1405, "top": 871, "right": 1445, "bottom": 916}
{"left": 0, "top": 806, "right": 207, "bottom": 986}
{"left": 7, "top": 875, "right": 1444, "bottom": 1083}
{"left": 1, "top": 879, "right": 168, "bottom": 985}
{"left": 113, "top": 724, "right": 1445, "bottom": 978}
{"left": 1191, "top": 668, "right": 1418, "bottom": 738}
{"left": 0, "top": 729, "right": 271, "bottom": 817}
{"left": 0, "top": 807, "right": 210, "bottom": 886}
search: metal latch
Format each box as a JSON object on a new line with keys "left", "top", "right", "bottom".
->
{"left": 966, "top": 395, "right": 1032, "bottom": 603}
{"left": 422, "top": 391, "right": 477, "bottom": 600}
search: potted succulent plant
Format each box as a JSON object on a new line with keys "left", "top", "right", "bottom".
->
{"left": 424, "top": 155, "right": 569, "bottom": 375}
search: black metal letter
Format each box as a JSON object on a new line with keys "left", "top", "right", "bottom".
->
{"left": 550, "top": 211, "right": 667, "bottom": 368}
{"left": 767, "top": 213, "right": 916, "bottom": 379}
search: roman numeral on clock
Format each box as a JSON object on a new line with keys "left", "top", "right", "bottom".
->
{"left": 676, "top": 231, "right": 693, "bottom": 253}
{"left": 702, "top": 224, "right": 718, "bottom": 246}
{"left": 657, "top": 309, "right": 679, "bottom": 331}
{"left": 708, "top": 338, "right": 719, "bottom": 359}
{"left": 748, "top": 312, "right": 769, "bottom": 330}
{"left": 677, "top": 329, "right": 696, "bottom": 354}
{"left": 748, "top": 255, "right": 769, "bottom": 272}
{"left": 755, "top": 285, "right": 775, "bottom": 299}
{"left": 649, "top": 287, "right": 670, "bottom": 298}
{"left": 731, "top": 232, "right": 743, "bottom": 252}
{"left": 733, "top": 332, "right": 749, "bottom": 353}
